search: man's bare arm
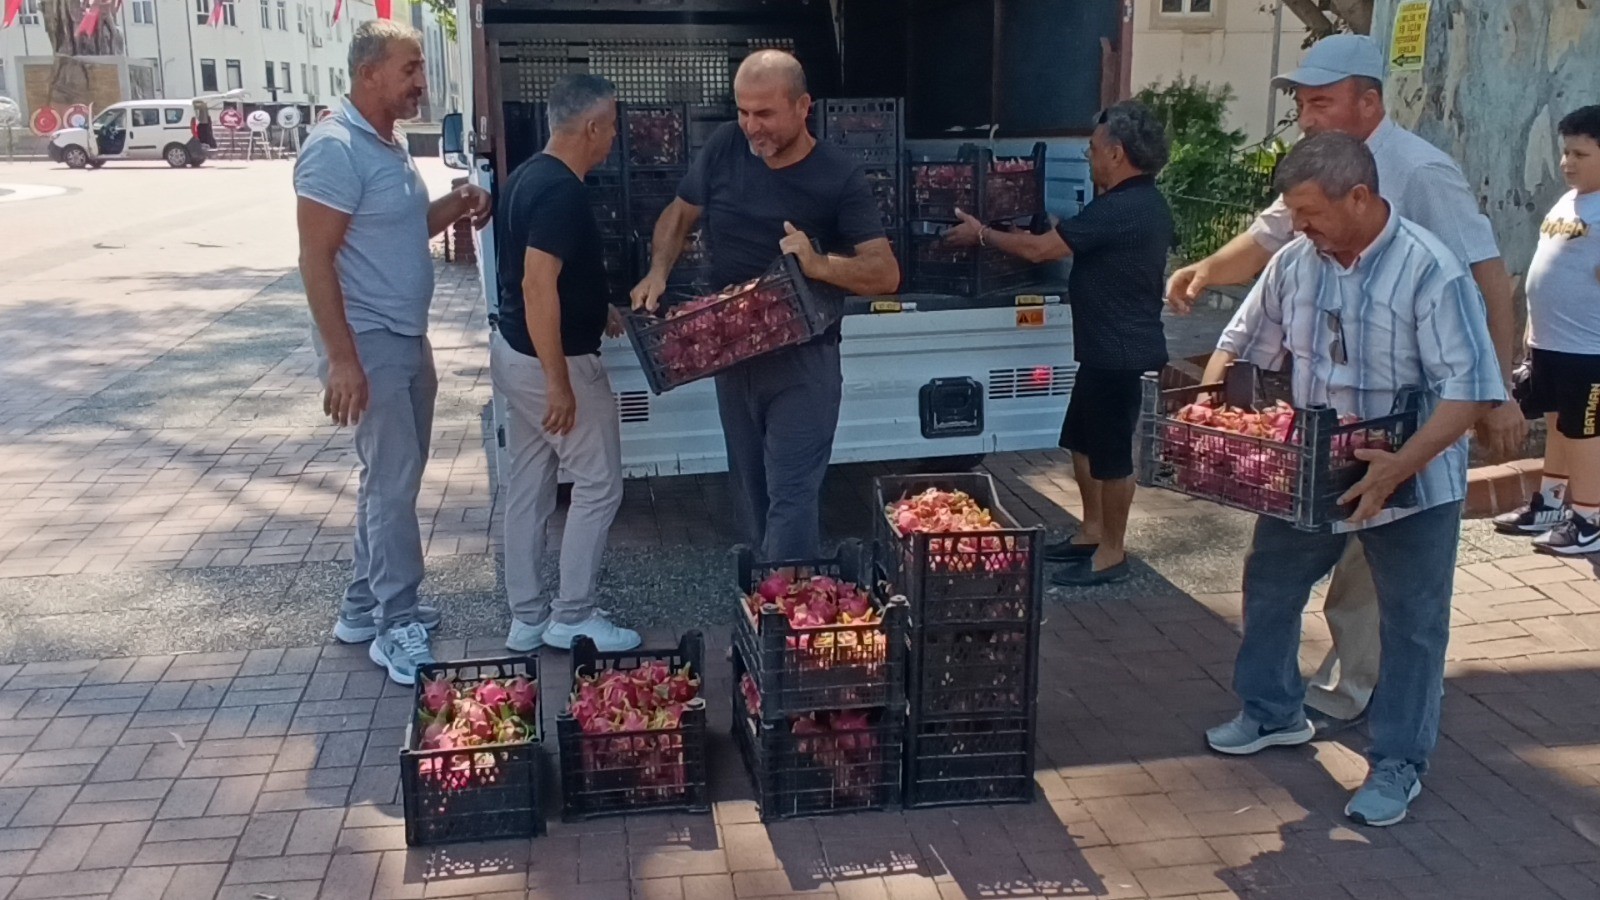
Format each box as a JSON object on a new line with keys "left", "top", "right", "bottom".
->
{"left": 1166, "top": 233, "right": 1275, "bottom": 314}
{"left": 631, "top": 198, "right": 704, "bottom": 310}
{"left": 983, "top": 227, "right": 1072, "bottom": 264}
{"left": 808, "top": 237, "right": 901, "bottom": 297}
{"left": 1468, "top": 257, "right": 1527, "bottom": 461}
{"left": 427, "top": 184, "right": 492, "bottom": 237}
{"left": 523, "top": 248, "right": 577, "bottom": 436}
{"left": 297, "top": 197, "right": 367, "bottom": 427}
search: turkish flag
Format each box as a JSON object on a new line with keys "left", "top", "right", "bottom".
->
{"left": 208, "top": 0, "right": 225, "bottom": 26}
{"left": 2, "top": 0, "right": 22, "bottom": 29}
{"left": 331, "top": 0, "right": 342, "bottom": 22}
{"left": 375, "top": 0, "right": 391, "bottom": 18}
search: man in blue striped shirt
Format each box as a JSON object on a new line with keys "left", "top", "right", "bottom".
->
{"left": 1202, "top": 134, "right": 1506, "bottom": 828}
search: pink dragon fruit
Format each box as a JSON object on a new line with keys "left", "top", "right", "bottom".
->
{"left": 420, "top": 675, "right": 456, "bottom": 717}
{"left": 620, "top": 708, "right": 650, "bottom": 732}
{"left": 836, "top": 588, "right": 871, "bottom": 620}
{"left": 474, "top": 679, "right": 510, "bottom": 710}
{"left": 757, "top": 573, "right": 790, "bottom": 602}
{"left": 506, "top": 676, "right": 538, "bottom": 718}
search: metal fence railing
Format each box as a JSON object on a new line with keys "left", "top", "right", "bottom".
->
{"left": 1165, "top": 140, "right": 1284, "bottom": 263}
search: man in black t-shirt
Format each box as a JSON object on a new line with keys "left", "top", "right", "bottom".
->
{"left": 944, "top": 101, "right": 1173, "bottom": 587}
{"left": 630, "top": 50, "right": 900, "bottom": 559}
{"left": 493, "top": 74, "right": 641, "bottom": 654}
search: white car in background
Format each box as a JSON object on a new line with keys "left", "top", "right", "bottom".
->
{"left": 47, "top": 98, "right": 219, "bottom": 169}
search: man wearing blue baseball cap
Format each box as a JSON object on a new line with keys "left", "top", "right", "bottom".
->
{"left": 1167, "top": 32, "right": 1523, "bottom": 797}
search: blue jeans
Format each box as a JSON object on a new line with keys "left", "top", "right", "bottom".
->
{"left": 1233, "top": 502, "right": 1461, "bottom": 771}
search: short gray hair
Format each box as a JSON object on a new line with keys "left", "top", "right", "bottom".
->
{"left": 547, "top": 74, "right": 616, "bottom": 133}
{"left": 349, "top": 19, "right": 420, "bottom": 76}
{"left": 1274, "top": 131, "right": 1380, "bottom": 198}
{"left": 1095, "top": 101, "right": 1169, "bottom": 174}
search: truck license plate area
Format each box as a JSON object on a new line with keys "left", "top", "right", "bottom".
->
{"left": 919, "top": 377, "right": 984, "bottom": 439}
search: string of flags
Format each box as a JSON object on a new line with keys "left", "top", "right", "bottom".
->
{"left": 0, "top": 0, "right": 397, "bottom": 34}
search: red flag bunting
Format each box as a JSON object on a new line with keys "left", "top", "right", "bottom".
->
{"left": 75, "top": 6, "right": 102, "bottom": 35}
{"left": 2, "top": 0, "right": 22, "bottom": 29}
{"left": 374, "top": 0, "right": 391, "bottom": 18}
{"left": 331, "top": 0, "right": 341, "bottom": 22}
{"left": 208, "top": 0, "right": 225, "bottom": 26}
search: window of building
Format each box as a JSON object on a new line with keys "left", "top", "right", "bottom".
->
{"left": 195, "top": 0, "right": 209, "bottom": 25}
{"left": 165, "top": 107, "right": 185, "bottom": 125}
{"left": 281, "top": 62, "right": 292, "bottom": 93}
{"left": 311, "top": 65, "right": 319, "bottom": 99}
{"left": 223, "top": 1, "right": 235, "bottom": 25}
{"left": 329, "top": 68, "right": 338, "bottom": 97}
{"left": 200, "top": 58, "right": 218, "bottom": 92}
{"left": 19, "top": 0, "right": 40, "bottom": 26}
{"left": 264, "top": 61, "right": 276, "bottom": 92}
{"left": 0, "top": 61, "right": 7, "bottom": 96}
{"left": 1160, "top": 0, "right": 1213, "bottom": 11}
{"left": 226, "top": 59, "right": 243, "bottom": 91}
{"left": 131, "top": 0, "right": 154, "bottom": 24}
{"left": 296, "top": 3, "right": 304, "bottom": 33}
{"left": 276, "top": 0, "right": 287, "bottom": 30}
{"left": 300, "top": 64, "right": 308, "bottom": 96}
{"left": 131, "top": 108, "right": 160, "bottom": 127}
{"left": 260, "top": 0, "right": 270, "bottom": 28}
{"left": 1153, "top": 0, "right": 1221, "bottom": 30}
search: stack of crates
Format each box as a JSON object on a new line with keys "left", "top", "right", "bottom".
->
{"left": 872, "top": 474, "right": 1043, "bottom": 807}
{"left": 730, "top": 540, "right": 911, "bottom": 821}
{"left": 816, "top": 99, "right": 906, "bottom": 273}
{"left": 622, "top": 104, "right": 710, "bottom": 298}
{"left": 906, "top": 143, "right": 1049, "bottom": 297}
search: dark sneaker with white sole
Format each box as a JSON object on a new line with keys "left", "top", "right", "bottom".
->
{"left": 1345, "top": 759, "right": 1422, "bottom": 827}
{"left": 1492, "top": 492, "right": 1566, "bottom": 535}
{"left": 1532, "top": 511, "right": 1600, "bottom": 556}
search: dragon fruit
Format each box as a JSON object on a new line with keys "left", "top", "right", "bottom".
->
{"left": 506, "top": 676, "right": 537, "bottom": 718}
{"left": 420, "top": 675, "right": 456, "bottom": 717}
{"left": 757, "top": 573, "right": 790, "bottom": 603}
{"left": 474, "top": 679, "right": 510, "bottom": 710}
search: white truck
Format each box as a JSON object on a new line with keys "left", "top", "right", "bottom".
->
{"left": 442, "top": 0, "right": 1130, "bottom": 479}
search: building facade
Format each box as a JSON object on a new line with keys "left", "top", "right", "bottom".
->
{"left": 0, "top": 0, "right": 458, "bottom": 124}
{"left": 1131, "top": 0, "right": 1308, "bottom": 140}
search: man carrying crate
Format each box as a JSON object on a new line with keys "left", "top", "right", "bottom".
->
{"left": 1201, "top": 134, "right": 1505, "bottom": 827}
{"left": 630, "top": 50, "right": 900, "bottom": 559}
{"left": 1172, "top": 34, "right": 1523, "bottom": 739}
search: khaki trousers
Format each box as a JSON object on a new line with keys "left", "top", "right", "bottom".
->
{"left": 1304, "top": 539, "right": 1381, "bottom": 719}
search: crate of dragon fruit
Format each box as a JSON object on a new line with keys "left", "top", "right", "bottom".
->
{"left": 732, "top": 646, "right": 905, "bottom": 821}
{"left": 556, "top": 631, "right": 711, "bottom": 821}
{"left": 623, "top": 104, "right": 689, "bottom": 168}
{"left": 732, "top": 539, "right": 910, "bottom": 722}
{"left": 978, "top": 143, "right": 1047, "bottom": 222}
{"left": 1135, "top": 368, "right": 1421, "bottom": 532}
{"left": 400, "top": 655, "right": 545, "bottom": 846}
{"left": 622, "top": 254, "right": 845, "bottom": 394}
{"left": 872, "top": 474, "right": 1044, "bottom": 627}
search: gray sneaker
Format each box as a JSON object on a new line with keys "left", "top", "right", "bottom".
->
{"left": 544, "top": 611, "right": 641, "bottom": 652}
{"left": 1206, "top": 711, "right": 1315, "bottom": 756}
{"left": 506, "top": 618, "right": 549, "bottom": 653}
{"left": 1345, "top": 759, "right": 1422, "bottom": 827}
{"left": 333, "top": 605, "right": 441, "bottom": 644}
{"left": 368, "top": 623, "right": 434, "bottom": 686}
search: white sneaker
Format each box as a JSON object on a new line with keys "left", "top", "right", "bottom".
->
{"left": 544, "top": 611, "right": 641, "bottom": 652}
{"left": 368, "top": 623, "right": 434, "bottom": 686}
{"left": 506, "top": 618, "right": 549, "bottom": 653}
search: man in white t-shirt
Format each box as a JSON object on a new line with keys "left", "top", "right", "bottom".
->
{"left": 1505, "top": 106, "right": 1600, "bottom": 555}
{"left": 1166, "top": 35, "right": 1524, "bottom": 736}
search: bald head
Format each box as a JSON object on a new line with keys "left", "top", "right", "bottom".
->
{"left": 735, "top": 49, "right": 808, "bottom": 102}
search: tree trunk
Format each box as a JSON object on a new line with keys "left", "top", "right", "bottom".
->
{"left": 1371, "top": 1, "right": 1600, "bottom": 289}
{"left": 40, "top": 0, "right": 124, "bottom": 109}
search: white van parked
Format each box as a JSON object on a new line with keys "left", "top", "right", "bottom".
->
{"left": 47, "top": 98, "right": 219, "bottom": 169}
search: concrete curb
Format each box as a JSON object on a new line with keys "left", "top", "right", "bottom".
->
{"left": 1466, "top": 458, "right": 1544, "bottom": 518}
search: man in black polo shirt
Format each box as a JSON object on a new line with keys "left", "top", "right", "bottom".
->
{"left": 944, "top": 100, "right": 1173, "bottom": 586}
{"left": 631, "top": 49, "right": 900, "bottom": 559}
{"left": 493, "top": 74, "right": 641, "bottom": 654}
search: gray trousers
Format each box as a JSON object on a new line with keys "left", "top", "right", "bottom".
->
{"left": 318, "top": 328, "right": 436, "bottom": 631}
{"left": 714, "top": 339, "right": 842, "bottom": 560}
{"left": 491, "top": 334, "right": 624, "bottom": 626}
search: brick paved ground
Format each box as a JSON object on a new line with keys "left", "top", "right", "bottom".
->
{"left": 3, "top": 163, "right": 1600, "bottom": 899}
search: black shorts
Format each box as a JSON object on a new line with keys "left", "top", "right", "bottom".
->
{"left": 1524, "top": 349, "right": 1600, "bottom": 440}
{"left": 1059, "top": 366, "right": 1143, "bottom": 480}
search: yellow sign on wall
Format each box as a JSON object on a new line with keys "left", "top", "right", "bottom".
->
{"left": 1390, "top": 0, "right": 1432, "bottom": 72}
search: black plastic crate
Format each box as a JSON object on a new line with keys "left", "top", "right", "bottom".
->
{"left": 624, "top": 104, "right": 689, "bottom": 167}
{"left": 1136, "top": 366, "right": 1421, "bottom": 531}
{"left": 586, "top": 171, "right": 628, "bottom": 240}
{"left": 601, "top": 236, "right": 633, "bottom": 304}
{"left": 872, "top": 473, "right": 1044, "bottom": 628}
{"left": 909, "top": 624, "right": 1037, "bottom": 718}
{"left": 400, "top": 655, "right": 545, "bottom": 846}
{"left": 732, "top": 647, "right": 904, "bottom": 821}
{"left": 980, "top": 143, "right": 1047, "bottom": 222}
{"left": 623, "top": 254, "right": 844, "bottom": 394}
{"left": 910, "top": 158, "right": 978, "bottom": 221}
{"left": 629, "top": 167, "right": 687, "bottom": 236}
{"left": 903, "top": 714, "right": 1036, "bottom": 808}
{"left": 732, "top": 540, "right": 909, "bottom": 722}
{"left": 556, "top": 631, "right": 710, "bottom": 821}
{"left": 906, "top": 231, "right": 1037, "bottom": 298}
{"left": 819, "top": 98, "right": 904, "bottom": 167}
{"left": 862, "top": 165, "right": 903, "bottom": 230}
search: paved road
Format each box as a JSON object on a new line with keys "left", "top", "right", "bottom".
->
{"left": 3, "top": 161, "right": 1597, "bottom": 900}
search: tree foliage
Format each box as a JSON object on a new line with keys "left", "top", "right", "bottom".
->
{"left": 420, "top": 0, "right": 457, "bottom": 42}
{"left": 1277, "top": 0, "right": 1374, "bottom": 40}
